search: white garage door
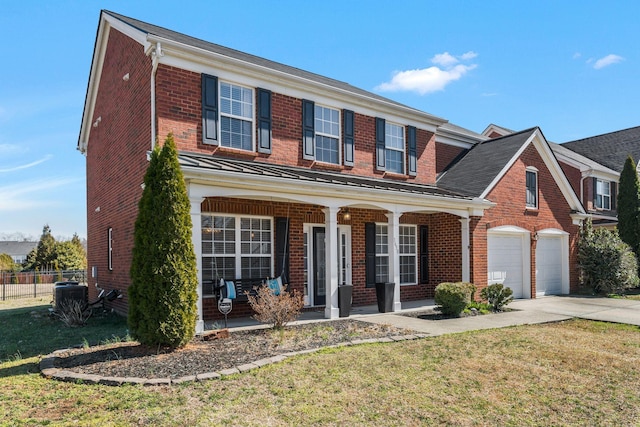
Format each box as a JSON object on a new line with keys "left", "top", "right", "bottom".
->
{"left": 488, "top": 233, "right": 526, "bottom": 299}
{"left": 536, "top": 235, "right": 563, "bottom": 295}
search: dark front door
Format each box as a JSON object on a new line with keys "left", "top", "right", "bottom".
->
{"left": 313, "top": 227, "right": 326, "bottom": 306}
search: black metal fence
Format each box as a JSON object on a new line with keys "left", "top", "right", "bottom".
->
{"left": 0, "top": 270, "right": 87, "bottom": 300}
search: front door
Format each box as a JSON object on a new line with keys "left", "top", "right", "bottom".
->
{"left": 312, "top": 227, "right": 326, "bottom": 305}
{"left": 305, "top": 225, "right": 351, "bottom": 306}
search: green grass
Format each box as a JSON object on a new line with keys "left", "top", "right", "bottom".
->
{"left": 2, "top": 299, "right": 640, "bottom": 426}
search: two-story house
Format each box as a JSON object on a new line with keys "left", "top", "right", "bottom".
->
{"left": 79, "top": 11, "right": 586, "bottom": 331}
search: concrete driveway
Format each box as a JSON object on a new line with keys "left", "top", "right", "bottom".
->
{"left": 360, "top": 295, "right": 640, "bottom": 336}
{"left": 510, "top": 295, "right": 640, "bottom": 326}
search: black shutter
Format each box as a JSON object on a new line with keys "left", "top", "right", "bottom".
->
{"left": 365, "top": 222, "right": 376, "bottom": 288}
{"left": 201, "top": 74, "right": 219, "bottom": 145}
{"left": 375, "top": 118, "right": 386, "bottom": 170}
{"left": 611, "top": 181, "right": 617, "bottom": 211}
{"left": 302, "top": 99, "right": 315, "bottom": 160}
{"left": 257, "top": 88, "right": 272, "bottom": 154}
{"left": 419, "top": 226, "right": 429, "bottom": 284}
{"left": 343, "top": 109, "right": 355, "bottom": 166}
{"left": 593, "top": 177, "right": 598, "bottom": 208}
{"left": 275, "top": 217, "right": 290, "bottom": 283}
{"left": 407, "top": 125, "right": 417, "bottom": 176}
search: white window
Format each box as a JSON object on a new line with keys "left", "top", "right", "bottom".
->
{"left": 399, "top": 225, "right": 417, "bottom": 284}
{"left": 201, "top": 214, "right": 272, "bottom": 295}
{"left": 596, "top": 179, "right": 611, "bottom": 210}
{"left": 220, "top": 82, "right": 254, "bottom": 151}
{"left": 107, "top": 227, "right": 113, "bottom": 271}
{"left": 314, "top": 105, "right": 340, "bottom": 164}
{"left": 375, "top": 224, "right": 416, "bottom": 285}
{"left": 375, "top": 224, "right": 389, "bottom": 283}
{"left": 385, "top": 122, "right": 405, "bottom": 174}
{"left": 526, "top": 169, "right": 537, "bottom": 208}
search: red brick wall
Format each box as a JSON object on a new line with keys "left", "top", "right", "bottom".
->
{"left": 559, "top": 160, "right": 582, "bottom": 205}
{"left": 155, "top": 65, "right": 437, "bottom": 184}
{"left": 470, "top": 144, "right": 580, "bottom": 296}
{"left": 435, "top": 142, "right": 466, "bottom": 174}
{"left": 85, "top": 28, "right": 152, "bottom": 313}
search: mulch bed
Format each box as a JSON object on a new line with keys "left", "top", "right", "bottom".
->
{"left": 54, "top": 320, "right": 411, "bottom": 380}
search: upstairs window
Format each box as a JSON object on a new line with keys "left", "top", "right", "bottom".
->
{"left": 526, "top": 169, "right": 538, "bottom": 208}
{"left": 385, "top": 122, "right": 405, "bottom": 174}
{"left": 375, "top": 118, "right": 417, "bottom": 176}
{"left": 220, "top": 82, "right": 253, "bottom": 151}
{"left": 202, "top": 74, "right": 272, "bottom": 153}
{"left": 595, "top": 179, "right": 611, "bottom": 210}
{"left": 302, "top": 100, "right": 353, "bottom": 166}
{"left": 314, "top": 105, "right": 340, "bottom": 164}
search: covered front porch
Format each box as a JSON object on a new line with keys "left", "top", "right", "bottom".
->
{"left": 179, "top": 155, "right": 492, "bottom": 333}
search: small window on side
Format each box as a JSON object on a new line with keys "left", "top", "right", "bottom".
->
{"left": 526, "top": 169, "right": 537, "bottom": 208}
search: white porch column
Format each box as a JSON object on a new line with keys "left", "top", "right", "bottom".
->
{"left": 190, "top": 193, "right": 205, "bottom": 334}
{"left": 386, "top": 211, "right": 402, "bottom": 312}
{"left": 323, "top": 207, "right": 340, "bottom": 319}
{"left": 459, "top": 217, "right": 470, "bottom": 282}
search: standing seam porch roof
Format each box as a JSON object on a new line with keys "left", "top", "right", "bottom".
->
{"left": 178, "top": 152, "right": 474, "bottom": 201}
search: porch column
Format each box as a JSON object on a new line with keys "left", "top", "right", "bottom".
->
{"left": 190, "top": 193, "right": 205, "bottom": 333}
{"left": 323, "top": 206, "right": 340, "bottom": 319}
{"left": 386, "top": 211, "right": 402, "bottom": 312}
{"left": 459, "top": 217, "right": 470, "bottom": 282}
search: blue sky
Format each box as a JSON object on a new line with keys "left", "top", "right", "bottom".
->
{"left": 1, "top": 0, "right": 638, "bottom": 240}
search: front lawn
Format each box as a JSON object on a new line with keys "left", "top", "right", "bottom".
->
{"left": 1, "top": 299, "right": 639, "bottom": 426}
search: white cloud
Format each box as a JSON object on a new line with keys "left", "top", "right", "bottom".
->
{"left": 572, "top": 52, "right": 581, "bottom": 59}
{"left": 593, "top": 54, "right": 624, "bottom": 69}
{"left": 0, "top": 154, "right": 53, "bottom": 173}
{"left": 376, "top": 51, "right": 478, "bottom": 95}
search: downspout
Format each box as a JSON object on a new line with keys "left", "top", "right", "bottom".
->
{"left": 150, "top": 42, "right": 163, "bottom": 151}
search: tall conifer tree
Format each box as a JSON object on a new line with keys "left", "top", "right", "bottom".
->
{"left": 129, "top": 134, "right": 198, "bottom": 348}
{"left": 617, "top": 155, "right": 640, "bottom": 258}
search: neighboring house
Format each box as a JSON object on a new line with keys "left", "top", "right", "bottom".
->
{"left": 78, "top": 10, "right": 586, "bottom": 330}
{"left": 485, "top": 124, "right": 640, "bottom": 229}
{"left": 0, "top": 241, "right": 37, "bottom": 266}
{"left": 559, "top": 126, "right": 640, "bottom": 228}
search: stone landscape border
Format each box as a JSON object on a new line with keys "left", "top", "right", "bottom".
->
{"left": 40, "top": 333, "right": 428, "bottom": 386}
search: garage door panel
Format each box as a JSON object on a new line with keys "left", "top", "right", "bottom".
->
{"left": 536, "top": 236, "right": 563, "bottom": 295}
{"left": 488, "top": 234, "right": 525, "bottom": 299}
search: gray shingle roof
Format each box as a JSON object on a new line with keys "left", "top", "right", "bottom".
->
{"left": 178, "top": 152, "right": 473, "bottom": 201}
{"left": 561, "top": 126, "right": 640, "bottom": 172}
{"left": 0, "top": 241, "right": 37, "bottom": 256}
{"left": 437, "top": 128, "right": 538, "bottom": 197}
{"left": 102, "top": 10, "right": 441, "bottom": 120}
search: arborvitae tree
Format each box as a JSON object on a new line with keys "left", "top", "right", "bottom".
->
{"left": 617, "top": 155, "right": 640, "bottom": 258}
{"left": 35, "top": 225, "right": 56, "bottom": 270}
{"left": 129, "top": 133, "right": 198, "bottom": 348}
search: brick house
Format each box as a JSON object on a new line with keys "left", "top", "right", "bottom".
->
{"left": 78, "top": 11, "right": 586, "bottom": 331}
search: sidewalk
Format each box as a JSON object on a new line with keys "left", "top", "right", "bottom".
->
{"left": 223, "top": 295, "right": 640, "bottom": 335}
